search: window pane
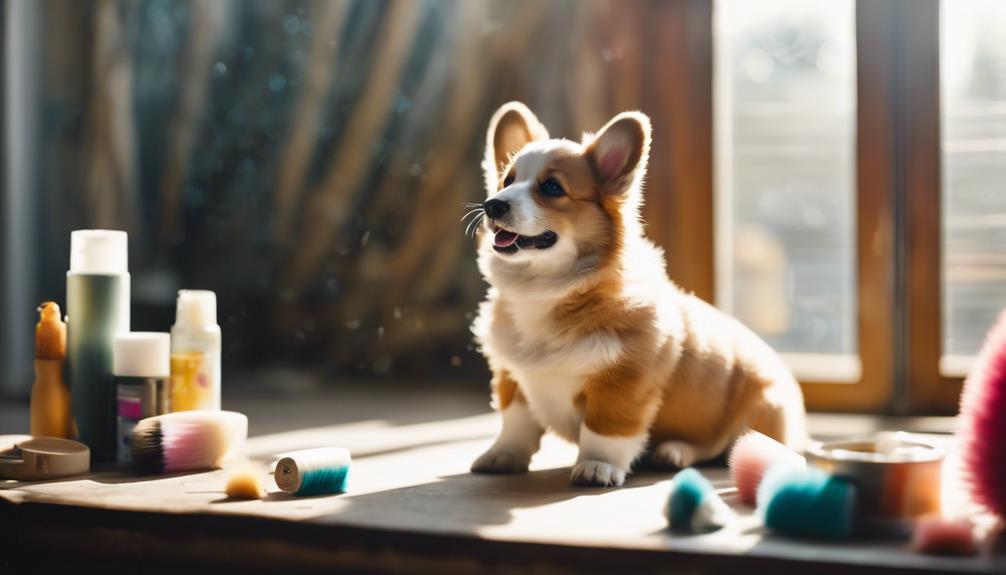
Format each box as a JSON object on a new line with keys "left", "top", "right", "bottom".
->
{"left": 714, "top": 0, "right": 858, "bottom": 378}
{"left": 941, "top": 0, "right": 1006, "bottom": 371}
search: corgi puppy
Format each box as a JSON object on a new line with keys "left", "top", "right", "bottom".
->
{"left": 469, "top": 102, "right": 807, "bottom": 487}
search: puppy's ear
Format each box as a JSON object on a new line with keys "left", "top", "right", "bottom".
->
{"left": 585, "top": 112, "right": 651, "bottom": 194}
{"left": 483, "top": 102, "right": 549, "bottom": 192}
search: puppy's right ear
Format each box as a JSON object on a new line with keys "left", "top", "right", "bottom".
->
{"left": 483, "top": 102, "right": 549, "bottom": 193}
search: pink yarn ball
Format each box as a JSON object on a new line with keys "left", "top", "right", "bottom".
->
{"left": 958, "top": 308, "right": 1006, "bottom": 519}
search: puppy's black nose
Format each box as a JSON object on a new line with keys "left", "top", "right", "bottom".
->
{"left": 484, "top": 199, "right": 510, "bottom": 220}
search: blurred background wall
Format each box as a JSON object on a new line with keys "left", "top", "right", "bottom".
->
{"left": 1, "top": 0, "right": 709, "bottom": 396}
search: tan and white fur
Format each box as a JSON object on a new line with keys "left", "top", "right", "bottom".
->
{"left": 470, "top": 102, "right": 807, "bottom": 487}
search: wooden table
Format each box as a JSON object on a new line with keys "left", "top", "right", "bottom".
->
{"left": 1, "top": 386, "right": 1002, "bottom": 574}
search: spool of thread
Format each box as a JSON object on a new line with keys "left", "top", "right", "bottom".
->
{"left": 757, "top": 465, "right": 857, "bottom": 539}
{"left": 274, "top": 447, "right": 351, "bottom": 496}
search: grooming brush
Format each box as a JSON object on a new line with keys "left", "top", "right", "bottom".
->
{"left": 130, "top": 410, "right": 247, "bottom": 474}
{"left": 957, "top": 307, "right": 1006, "bottom": 520}
{"left": 728, "top": 431, "right": 806, "bottom": 506}
{"left": 274, "top": 447, "right": 351, "bottom": 496}
{"left": 665, "top": 468, "right": 735, "bottom": 533}
{"left": 912, "top": 518, "right": 978, "bottom": 556}
{"left": 225, "top": 461, "right": 266, "bottom": 499}
{"left": 757, "top": 465, "right": 857, "bottom": 539}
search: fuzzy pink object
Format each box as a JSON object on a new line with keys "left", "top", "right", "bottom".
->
{"left": 958, "top": 308, "right": 1006, "bottom": 520}
{"left": 912, "top": 518, "right": 977, "bottom": 556}
{"left": 728, "top": 431, "right": 805, "bottom": 506}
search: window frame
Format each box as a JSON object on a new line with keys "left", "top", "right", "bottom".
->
{"left": 902, "top": 0, "right": 964, "bottom": 414}
{"left": 652, "top": 0, "right": 962, "bottom": 414}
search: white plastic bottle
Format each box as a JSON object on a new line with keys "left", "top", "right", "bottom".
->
{"left": 169, "top": 290, "right": 221, "bottom": 411}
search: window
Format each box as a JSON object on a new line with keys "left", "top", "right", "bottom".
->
{"left": 714, "top": 0, "right": 859, "bottom": 382}
{"left": 941, "top": 0, "right": 1006, "bottom": 377}
{"left": 710, "top": 0, "right": 990, "bottom": 413}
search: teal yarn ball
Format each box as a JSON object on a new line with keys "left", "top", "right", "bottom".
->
{"left": 667, "top": 468, "right": 713, "bottom": 531}
{"left": 758, "top": 466, "right": 857, "bottom": 539}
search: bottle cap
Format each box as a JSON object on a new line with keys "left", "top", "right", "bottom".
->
{"left": 69, "top": 230, "right": 128, "bottom": 275}
{"left": 35, "top": 302, "right": 67, "bottom": 360}
{"left": 113, "top": 332, "right": 170, "bottom": 378}
{"left": 174, "top": 290, "right": 217, "bottom": 329}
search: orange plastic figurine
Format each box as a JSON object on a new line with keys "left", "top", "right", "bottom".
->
{"left": 30, "top": 302, "right": 72, "bottom": 438}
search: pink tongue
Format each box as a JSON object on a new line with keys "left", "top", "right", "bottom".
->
{"left": 494, "top": 229, "right": 518, "bottom": 247}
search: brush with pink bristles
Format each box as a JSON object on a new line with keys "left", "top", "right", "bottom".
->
{"left": 728, "top": 431, "right": 806, "bottom": 506}
{"left": 957, "top": 308, "right": 1006, "bottom": 521}
{"left": 130, "top": 411, "right": 248, "bottom": 475}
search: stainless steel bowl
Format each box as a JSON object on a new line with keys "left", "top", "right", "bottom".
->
{"left": 806, "top": 432, "right": 945, "bottom": 534}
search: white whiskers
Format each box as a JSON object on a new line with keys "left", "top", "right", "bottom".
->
{"left": 462, "top": 204, "right": 487, "bottom": 238}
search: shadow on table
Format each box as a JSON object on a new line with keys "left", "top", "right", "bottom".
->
{"left": 301, "top": 465, "right": 675, "bottom": 531}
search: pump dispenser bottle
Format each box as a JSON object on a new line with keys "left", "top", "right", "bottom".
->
{"left": 67, "top": 230, "right": 130, "bottom": 462}
{"left": 170, "top": 290, "right": 221, "bottom": 411}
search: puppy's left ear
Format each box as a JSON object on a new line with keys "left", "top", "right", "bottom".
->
{"left": 585, "top": 112, "right": 651, "bottom": 194}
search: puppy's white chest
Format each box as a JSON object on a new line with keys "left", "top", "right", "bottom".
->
{"left": 511, "top": 367, "right": 584, "bottom": 443}
{"left": 488, "top": 298, "right": 624, "bottom": 444}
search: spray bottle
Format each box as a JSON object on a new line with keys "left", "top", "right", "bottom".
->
{"left": 170, "top": 290, "right": 221, "bottom": 411}
{"left": 67, "top": 230, "right": 130, "bottom": 462}
{"left": 30, "top": 302, "right": 71, "bottom": 438}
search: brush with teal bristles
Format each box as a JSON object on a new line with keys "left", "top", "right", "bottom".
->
{"left": 274, "top": 447, "right": 351, "bottom": 496}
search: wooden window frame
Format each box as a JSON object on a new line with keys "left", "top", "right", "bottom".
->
{"left": 650, "top": 0, "right": 961, "bottom": 414}
{"left": 902, "top": 0, "right": 964, "bottom": 414}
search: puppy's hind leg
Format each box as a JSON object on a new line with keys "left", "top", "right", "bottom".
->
{"left": 650, "top": 380, "right": 765, "bottom": 469}
{"left": 472, "top": 372, "right": 544, "bottom": 474}
{"left": 650, "top": 437, "right": 733, "bottom": 469}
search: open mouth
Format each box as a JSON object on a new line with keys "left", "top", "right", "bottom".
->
{"left": 492, "top": 225, "right": 558, "bottom": 254}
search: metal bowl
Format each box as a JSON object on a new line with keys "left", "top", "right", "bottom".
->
{"left": 806, "top": 432, "right": 945, "bottom": 534}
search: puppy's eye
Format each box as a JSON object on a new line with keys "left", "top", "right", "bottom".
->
{"left": 503, "top": 173, "right": 515, "bottom": 187}
{"left": 540, "top": 178, "right": 565, "bottom": 198}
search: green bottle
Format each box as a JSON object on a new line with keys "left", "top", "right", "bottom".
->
{"left": 67, "top": 230, "right": 130, "bottom": 463}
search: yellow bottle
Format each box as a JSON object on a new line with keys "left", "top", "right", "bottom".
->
{"left": 30, "top": 302, "right": 72, "bottom": 438}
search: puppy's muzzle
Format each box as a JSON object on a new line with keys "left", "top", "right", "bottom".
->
{"left": 483, "top": 199, "right": 510, "bottom": 220}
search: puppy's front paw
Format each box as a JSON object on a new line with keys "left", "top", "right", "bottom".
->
{"left": 471, "top": 448, "right": 531, "bottom": 474}
{"left": 570, "top": 460, "right": 626, "bottom": 487}
{"left": 651, "top": 440, "right": 697, "bottom": 468}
